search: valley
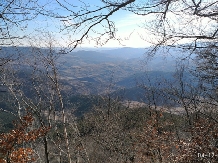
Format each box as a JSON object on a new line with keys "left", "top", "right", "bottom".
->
{"left": 0, "top": 46, "right": 193, "bottom": 118}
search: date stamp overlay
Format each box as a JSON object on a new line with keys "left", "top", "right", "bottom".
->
{"left": 197, "top": 152, "right": 218, "bottom": 163}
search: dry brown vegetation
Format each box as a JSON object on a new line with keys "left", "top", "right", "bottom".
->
{"left": 1, "top": 0, "right": 218, "bottom": 162}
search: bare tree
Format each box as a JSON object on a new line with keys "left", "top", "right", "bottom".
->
{"left": 1, "top": 0, "right": 218, "bottom": 163}
{"left": 0, "top": 0, "right": 41, "bottom": 46}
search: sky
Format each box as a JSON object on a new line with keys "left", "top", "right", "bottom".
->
{"left": 11, "top": 0, "right": 153, "bottom": 48}
{"left": 10, "top": 0, "right": 217, "bottom": 48}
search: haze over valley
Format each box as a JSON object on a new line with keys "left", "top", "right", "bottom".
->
{"left": 0, "top": 46, "right": 194, "bottom": 117}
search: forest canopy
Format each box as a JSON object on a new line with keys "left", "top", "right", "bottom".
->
{"left": 0, "top": 0, "right": 218, "bottom": 163}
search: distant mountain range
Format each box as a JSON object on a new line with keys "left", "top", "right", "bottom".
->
{"left": 0, "top": 46, "right": 197, "bottom": 116}
{"left": 0, "top": 45, "right": 194, "bottom": 89}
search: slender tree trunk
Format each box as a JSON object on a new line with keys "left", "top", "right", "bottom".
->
{"left": 43, "top": 136, "right": 50, "bottom": 163}
{"left": 49, "top": 53, "right": 72, "bottom": 163}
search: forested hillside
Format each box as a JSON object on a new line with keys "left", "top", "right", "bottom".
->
{"left": 1, "top": 0, "right": 218, "bottom": 163}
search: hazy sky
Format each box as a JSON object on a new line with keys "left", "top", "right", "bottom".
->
{"left": 13, "top": 0, "right": 215, "bottom": 48}
{"left": 12, "top": 0, "right": 153, "bottom": 48}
